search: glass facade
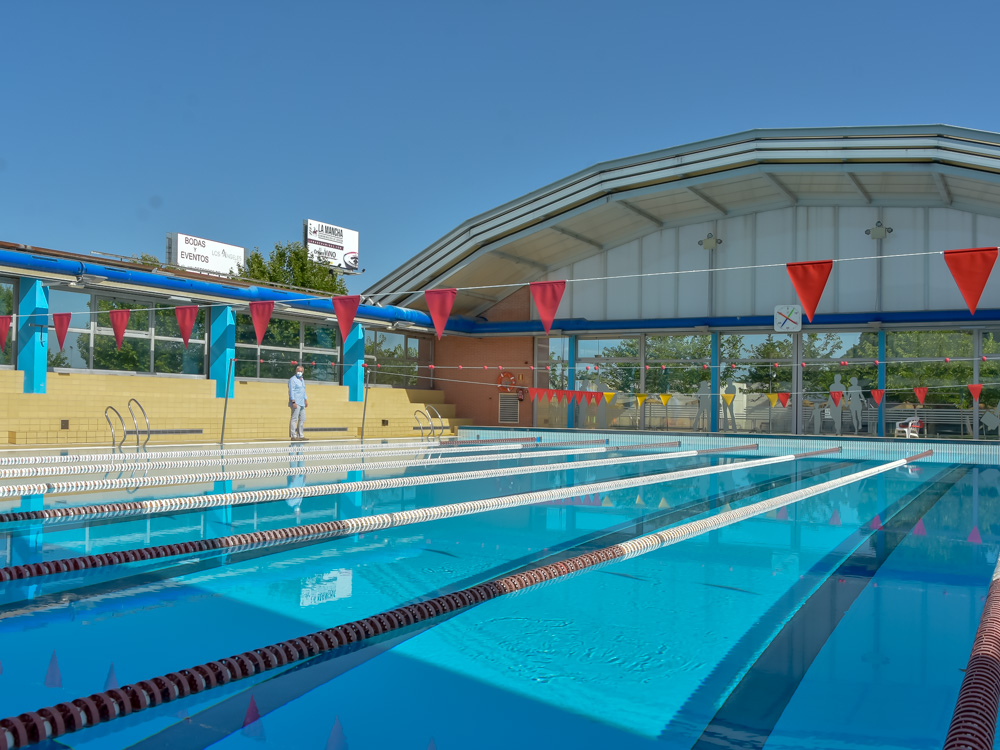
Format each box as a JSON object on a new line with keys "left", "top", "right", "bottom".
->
{"left": 533, "top": 327, "right": 1000, "bottom": 439}
{"left": 43, "top": 289, "right": 339, "bottom": 382}
{"left": 364, "top": 330, "right": 433, "bottom": 388}
{"left": 233, "top": 313, "right": 340, "bottom": 382}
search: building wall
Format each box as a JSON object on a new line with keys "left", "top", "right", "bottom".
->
{"left": 542, "top": 206, "right": 1000, "bottom": 322}
{"left": 434, "top": 288, "right": 533, "bottom": 427}
{"left": 0, "top": 370, "right": 467, "bottom": 445}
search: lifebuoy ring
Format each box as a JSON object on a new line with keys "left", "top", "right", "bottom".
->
{"left": 497, "top": 371, "right": 517, "bottom": 393}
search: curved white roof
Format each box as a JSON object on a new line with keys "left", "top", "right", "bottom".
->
{"left": 365, "top": 125, "right": 1000, "bottom": 317}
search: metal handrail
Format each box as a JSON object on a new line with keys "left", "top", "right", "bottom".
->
{"left": 425, "top": 404, "right": 445, "bottom": 438}
{"left": 127, "top": 398, "right": 151, "bottom": 450}
{"left": 413, "top": 409, "right": 433, "bottom": 441}
{"left": 104, "top": 406, "right": 126, "bottom": 450}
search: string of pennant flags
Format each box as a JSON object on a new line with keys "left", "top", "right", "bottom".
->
{"left": 0, "top": 246, "right": 994, "bottom": 357}
{"left": 370, "top": 363, "right": 1000, "bottom": 408}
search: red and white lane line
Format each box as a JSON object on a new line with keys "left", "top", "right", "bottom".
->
{"left": 0, "top": 444, "right": 762, "bottom": 523}
{"left": 944, "top": 548, "right": 1000, "bottom": 750}
{"left": 0, "top": 446, "right": 831, "bottom": 581}
{"left": 0, "top": 449, "right": 923, "bottom": 749}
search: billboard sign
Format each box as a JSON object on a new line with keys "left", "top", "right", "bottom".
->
{"left": 167, "top": 233, "right": 245, "bottom": 276}
{"left": 305, "top": 219, "right": 359, "bottom": 271}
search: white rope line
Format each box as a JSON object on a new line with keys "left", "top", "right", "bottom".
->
{"left": 5, "top": 444, "right": 761, "bottom": 523}
{"left": 0, "top": 439, "right": 526, "bottom": 467}
{"left": 616, "top": 453, "right": 925, "bottom": 558}
{"left": 0, "top": 446, "right": 611, "bottom": 498}
{"left": 0, "top": 442, "right": 567, "bottom": 480}
{"left": 0, "top": 446, "right": 839, "bottom": 582}
{"left": 367, "top": 250, "right": 964, "bottom": 296}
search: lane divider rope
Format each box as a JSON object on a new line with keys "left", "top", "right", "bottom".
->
{"left": 0, "top": 446, "right": 830, "bottom": 582}
{"left": 0, "top": 436, "right": 556, "bottom": 467}
{"left": 943, "top": 552, "right": 1000, "bottom": 749}
{"left": 0, "top": 444, "right": 629, "bottom": 498}
{"left": 0, "top": 449, "right": 924, "bottom": 749}
{"left": 0, "top": 444, "right": 759, "bottom": 525}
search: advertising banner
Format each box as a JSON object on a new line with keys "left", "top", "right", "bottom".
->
{"left": 305, "top": 219, "right": 359, "bottom": 271}
{"left": 167, "top": 233, "right": 245, "bottom": 275}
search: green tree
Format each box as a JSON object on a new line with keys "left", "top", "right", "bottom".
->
{"left": 238, "top": 241, "right": 348, "bottom": 296}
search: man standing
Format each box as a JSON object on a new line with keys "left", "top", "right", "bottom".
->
{"left": 288, "top": 365, "right": 308, "bottom": 441}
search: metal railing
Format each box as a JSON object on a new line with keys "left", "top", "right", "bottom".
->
{"left": 425, "top": 404, "right": 446, "bottom": 437}
{"left": 413, "top": 409, "right": 434, "bottom": 441}
{"left": 127, "top": 398, "right": 151, "bottom": 449}
{"left": 104, "top": 406, "right": 127, "bottom": 450}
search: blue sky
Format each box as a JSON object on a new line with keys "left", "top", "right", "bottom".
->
{"left": 3, "top": 0, "right": 999, "bottom": 294}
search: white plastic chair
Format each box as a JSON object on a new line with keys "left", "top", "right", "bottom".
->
{"left": 894, "top": 418, "right": 922, "bottom": 438}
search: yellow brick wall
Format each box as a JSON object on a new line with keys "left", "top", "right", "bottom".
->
{"left": 0, "top": 371, "right": 471, "bottom": 446}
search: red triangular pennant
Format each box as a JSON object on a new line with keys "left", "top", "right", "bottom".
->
{"left": 332, "top": 295, "right": 361, "bottom": 345}
{"left": 424, "top": 289, "right": 457, "bottom": 340}
{"left": 829, "top": 509, "right": 841, "bottom": 526}
{"left": 174, "top": 306, "right": 198, "bottom": 348}
{"left": 52, "top": 313, "right": 71, "bottom": 351}
{"left": 777, "top": 392, "right": 790, "bottom": 407}
{"left": 44, "top": 650, "right": 62, "bottom": 688}
{"left": 871, "top": 389, "right": 884, "bottom": 405}
{"left": 786, "top": 260, "right": 833, "bottom": 322}
{"left": 249, "top": 301, "right": 274, "bottom": 346}
{"left": 829, "top": 391, "right": 843, "bottom": 406}
{"left": 528, "top": 388, "right": 539, "bottom": 401}
{"left": 969, "top": 383, "right": 983, "bottom": 401}
{"left": 943, "top": 247, "right": 998, "bottom": 315}
{"left": 913, "top": 387, "right": 928, "bottom": 405}
{"left": 0, "top": 315, "right": 11, "bottom": 354}
{"left": 913, "top": 518, "right": 927, "bottom": 536}
{"left": 969, "top": 526, "right": 983, "bottom": 545}
{"left": 530, "top": 280, "right": 566, "bottom": 335}
{"left": 546, "top": 389, "right": 555, "bottom": 402}
{"left": 870, "top": 514, "right": 883, "bottom": 531}
{"left": 109, "top": 309, "right": 131, "bottom": 350}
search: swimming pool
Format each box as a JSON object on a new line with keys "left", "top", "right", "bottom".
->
{"left": 0, "top": 430, "right": 993, "bottom": 749}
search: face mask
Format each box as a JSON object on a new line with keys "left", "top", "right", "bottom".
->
{"left": 295, "top": 372, "right": 303, "bottom": 379}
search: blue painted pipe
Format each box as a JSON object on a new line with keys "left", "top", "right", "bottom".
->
{"left": 0, "top": 248, "right": 464, "bottom": 333}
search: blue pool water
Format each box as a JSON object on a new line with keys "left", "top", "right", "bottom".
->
{"left": 0, "top": 433, "right": 994, "bottom": 749}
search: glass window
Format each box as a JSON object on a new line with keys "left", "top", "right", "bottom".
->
{"left": 720, "top": 333, "right": 793, "bottom": 361}
{"left": 577, "top": 336, "right": 639, "bottom": 360}
{"left": 303, "top": 322, "right": 337, "bottom": 350}
{"left": 96, "top": 297, "right": 150, "bottom": 332}
{"left": 235, "top": 313, "right": 259, "bottom": 345}
{"left": 93, "top": 335, "right": 151, "bottom": 372}
{"left": 262, "top": 317, "right": 300, "bottom": 349}
{"left": 645, "top": 334, "right": 711, "bottom": 362}
{"left": 154, "top": 340, "right": 205, "bottom": 375}
{"left": 47, "top": 289, "right": 91, "bottom": 330}
{"left": 302, "top": 352, "right": 339, "bottom": 383}
{"left": 154, "top": 305, "right": 206, "bottom": 341}
{"left": 803, "top": 331, "right": 877, "bottom": 361}
{"left": 235, "top": 346, "right": 258, "bottom": 378}
{"left": 364, "top": 330, "right": 427, "bottom": 387}
{"left": 886, "top": 330, "right": 972, "bottom": 359}
{"left": 48, "top": 334, "right": 88, "bottom": 370}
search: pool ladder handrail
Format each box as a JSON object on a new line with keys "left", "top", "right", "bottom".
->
{"left": 127, "top": 398, "right": 152, "bottom": 450}
{"left": 425, "top": 404, "right": 446, "bottom": 438}
{"left": 413, "top": 409, "right": 434, "bottom": 441}
{"left": 104, "top": 406, "right": 127, "bottom": 451}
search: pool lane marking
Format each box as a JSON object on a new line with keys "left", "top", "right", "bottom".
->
{"left": 944, "top": 518, "right": 1000, "bottom": 750}
{"left": 0, "top": 444, "right": 762, "bottom": 525}
{"left": 0, "top": 450, "right": 923, "bottom": 749}
{"left": 128, "top": 460, "right": 860, "bottom": 750}
{"left": 0, "top": 444, "right": 781, "bottom": 580}
{"left": 0, "top": 443, "right": 638, "bottom": 498}
{"left": 682, "top": 462, "right": 962, "bottom": 750}
{"left": 1, "top": 458, "right": 857, "bottom": 623}
{"left": 0, "top": 436, "right": 570, "bottom": 468}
